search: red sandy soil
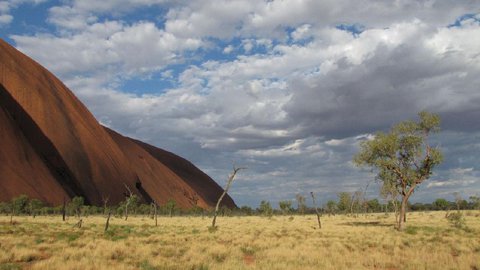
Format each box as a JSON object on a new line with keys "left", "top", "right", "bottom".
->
{"left": 0, "top": 39, "right": 236, "bottom": 209}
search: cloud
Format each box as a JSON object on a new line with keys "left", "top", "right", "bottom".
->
{"left": 0, "top": 0, "right": 47, "bottom": 26}
{"left": 12, "top": 21, "right": 203, "bottom": 78}
{"left": 0, "top": 14, "right": 13, "bottom": 25}
{"left": 5, "top": 1, "right": 480, "bottom": 205}
{"left": 47, "top": 0, "right": 171, "bottom": 30}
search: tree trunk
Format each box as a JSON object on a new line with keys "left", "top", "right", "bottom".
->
{"left": 310, "top": 192, "right": 322, "bottom": 229}
{"left": 62, "top": 198, "right": 66, "bottom": 221}
{"left": 398, "top": 198, "right": 406, "bottom": 230}
{"left": 153, "top": 202, "right": 158, "bottom": 226}
{"left": 104, "top": 212, "right": 111, "bottom": 232}
{"left": 349, "top": 193, "right": 355, "bottom": 216}
{"left": 123, "top": 184, "right": 133, "bottom": 221}
{"left": 398, "top": 193, "right": 412, "bottom": 231}
{"left": 125, "top": 203, "right": 129, "bottom": 221}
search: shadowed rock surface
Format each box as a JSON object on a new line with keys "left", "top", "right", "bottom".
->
{"left": 0, "top": 39, "right": 236, "bottom": 209}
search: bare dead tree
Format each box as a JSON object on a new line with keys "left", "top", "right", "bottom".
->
{"left": 211, "top": 165, "right": 245, "bottom": 228}
{"left": 381, "top": 180, "right": 400, "bottom": 227}
{"left": 74, "top": 219, "right": 83, "bottom": 228}
{"left": 310, "top": 192, "right": 322, "bottom": 229}
{"left": 124, "top": 184, "right": 133, "bottom": 221}
{"left": 104, "top": 211, "right": 111, "bottom": 232}
{"left": 102, "top": 195, "right": 110, "bottom": 215}
{"left": 362, "top": 180, "right": 372, "bottom": 216}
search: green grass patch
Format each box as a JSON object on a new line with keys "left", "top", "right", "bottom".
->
{"left": 139, "top": 260, "right": 157, "bottom": 270}
{"left": 56, "top": 231, "right": 82, "bottom": 242}
{"left": 0, "top": 263, "right": 21, "bottom": 270}
{"left": 240, "top": 246, "right": 257, "bottom": 256}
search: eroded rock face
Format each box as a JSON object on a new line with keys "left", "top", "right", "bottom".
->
{"left": 0, "top": 39, "right": 236, "bottom": 209}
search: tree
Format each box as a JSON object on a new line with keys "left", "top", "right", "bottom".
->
{"left": 123, "top": 184, "right": 138, "bottom": 221}
{"left": 433, "top": 198, "right": 449, "bottom": 210}
{"left": 381, "top": 178, "right": 401, "bottom": 224}
{"left": 165, "top": 199, "right": 176, "bottom": 217}
{"left": 258, "top": 200, "right": 273, "bottom": 217}
{"left": 350, "top": 190, "right": 364, "bottom": 216}
{"left": 12, "top": 195, "right": 29, "bottom": 214}
{"left": 310, "top": 192, "right": 322, "bottom": 229}
{"left": 469, "top": 196, "right": 480, "bottom": 210}
{"left": 211, "top": 166, "right": 244, "bottom": 228}
{"left": 325, "top": 200, "right": 337, "bottom": 215}
{"left": 102, "top": 195, "right": 110, "bottom": 215}
{"left": 354, "top": 111, "right": 443, "bottom": 230}
{"left": 278, "top": 200, "right": 293, "bottom": 215}
{"left": 239, "top": 205, "right": 254, "bottom": 216}
{"left": 0, "top": 202, "right": 10, "bottom": 214}
{"left": 367, "top": 199, "right": 382, "bottom": 213}
{"left": 337, "top": 192, "right": 352, "bottom": 214}
{"left": 152, "top": 201, "right": 158, "bottom": 226}
{"left": 453, "top": 192, "right": 467, "bottom": 210}
{"left": 28, "top": 199, "right": 44, "bottom": 218}
{"left": 295, "top": 194, "right": 307, "bottom": 215}
{"left": 68, "top": 196, "right": 84, "bottom": 218}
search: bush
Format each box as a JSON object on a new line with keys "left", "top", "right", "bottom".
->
{"left": 446, "top": 212, "right": 467, "bottom": 229}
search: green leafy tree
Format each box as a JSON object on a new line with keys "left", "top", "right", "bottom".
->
{"left": 258, "top": 200, "right": 273, "bottom": 217}
{"left": 278, "top": 200, "right": 293, "bottom": 215}
{"left": 239, "top": 205, "right": 253, "bottom": 215}
{"left": 469, "top": 196, "right": 480, "bottom": 210}
{"left": 367, "top": 199, "right": 382, "bottom": 213}
{"left": 68, "top": 196, "right": 84, "bottom": 218}
{"left": 28, "top": 199, "right": 44, "bottom": 218}
{"left": 12, "top": 194, "right": 29, "bottom": 215}
{"left": 453, "top": 192, "right": 468, "bottom": 210}
{"left": 0, "top": 202, "right": 10, "bottom": 214}
{"left": 433, "top": 198, "right": 449, "bottom": 210}
{"left": 165, "top": 199, "right": 176, "bottom": 217}
{"left": 325, "top": 200, "right": 337, "bottom": 215}
{"left": 337, "top": 192, "right": 352, "bottom": 213}
{"left": 354, "top": 111, "right": 443, "bottom": 230}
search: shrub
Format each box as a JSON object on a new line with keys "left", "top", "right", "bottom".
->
{"left": 446, "top": 212, "right": 467, "bottom": 229}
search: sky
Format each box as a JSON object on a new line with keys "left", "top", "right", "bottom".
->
{"left": 1, "top": 0, "right": 480, "bottom": 208}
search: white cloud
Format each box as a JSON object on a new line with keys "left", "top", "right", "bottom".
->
{"left": 0, "top": 0, "right": 47, "bottom": 26}
{"left": 47, "top": 0, "right": 170, "bottom": 30}
{"left": 0, "top": 14, "right": 12, "bottom": 25}
{"left": 291, "top": 24, "right": 311, "bottom": 41}
{"left": 223, "top": 45, "right": 234, "bottom": 54}
{"left": 12, "top": 21, "right": 203, "bottom": 77}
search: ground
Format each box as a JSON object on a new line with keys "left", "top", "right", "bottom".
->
{"left": 1, "top": 211, "right": 479, "bottom": 270}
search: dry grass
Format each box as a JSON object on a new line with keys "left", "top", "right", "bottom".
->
{"left": 1, "top": 211, "right": 479, "bottom": 269}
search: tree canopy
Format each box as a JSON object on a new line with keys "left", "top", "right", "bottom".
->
{"left": 354, "top": 111, "right": 443, "bottom": 230}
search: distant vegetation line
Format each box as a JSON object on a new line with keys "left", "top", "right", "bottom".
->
{"left": 1, "top": 193, "right": 479, "bottom": 219}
